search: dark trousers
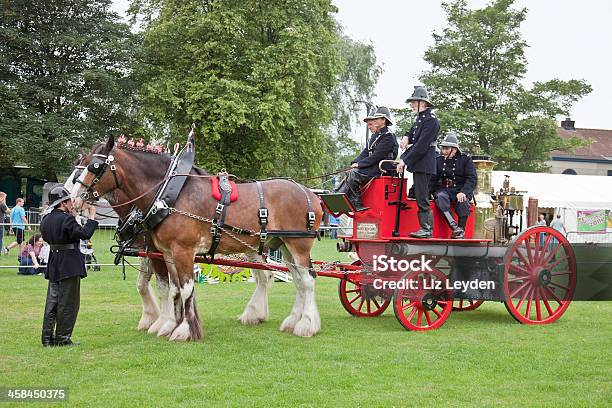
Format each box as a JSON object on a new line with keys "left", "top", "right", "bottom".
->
{"left": 42, "top": 276, "right": 81, "bottom": 344}
{"left": 434, "top": 189, "right": 471, "bottom": 217}
{"left": 413, "top": 173, "right": 432, "bottom": 216}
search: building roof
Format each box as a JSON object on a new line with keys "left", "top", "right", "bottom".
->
{"left": 553, "top": 127, "right": 612, "bottom": 161}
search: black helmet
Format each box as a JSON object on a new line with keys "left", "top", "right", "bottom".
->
{"left": 440, "top": 132, "right": 461, "bottom": 152}
{"left": 405, "top": 86, "right": 433, "bottom": 107}
{"left": 48, "top": 185, "right": 72, "bottom": 208}
{"left": 363, "top": 106, "right": 393, "bottom": 126}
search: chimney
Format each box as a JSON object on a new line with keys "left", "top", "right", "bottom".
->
{"left": 561, "top": 117, "right": 575, "bottom": 130}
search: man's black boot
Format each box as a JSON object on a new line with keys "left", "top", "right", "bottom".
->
{"left": 458, "top": 216, "right": 468, "bottom": 230}
{"left": 443, "top": 211, "right": 464, "bottom": 239}
{"left": 411, "top": 212, "right": 432, "bottom": 238}
{"left": 41, "top": 330, "right": 55, "bottom": 347}
{"left": 352, "top": 193, "right": 369, "bottom": 212}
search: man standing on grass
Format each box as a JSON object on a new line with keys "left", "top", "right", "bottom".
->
{"left": 4, "top": 198, "right": 29, "bottom": 255}
{"left": 0, "top": 192, "right": 9, "bottom": 254}
{"left": 40, "top": 186, "right": 97, "bottom": 347}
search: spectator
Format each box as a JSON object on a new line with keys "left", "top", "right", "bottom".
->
{"left": 536, "top": 213, "right": 547, "bottom": 226}
{"left": 0, "top": 192, "right": 9, "bottom": 254}
{"left": 550, "top": 214, "right": 567, "bottom": 236}
{"left": 18, "top": 233, "right": 44, "bottom": 275}
{"left": 328, "top": 214, "right": 339, "bottom": 239}
{"left": 4, "top": 198, "right": 29, "bottom": 255}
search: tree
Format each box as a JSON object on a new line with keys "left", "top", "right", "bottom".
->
{"left": 0, "top": 0, "right": 139, "bottom": 180}
{"left": 416, "top": 0, "right": 592, "bottom": 171}
{"left": 130, "top": 0, "right": 380, "bottom": 183}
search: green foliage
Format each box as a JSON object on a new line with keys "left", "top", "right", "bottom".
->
{"left": 131, "top": 0, "right": 379, "bottom": 184}
{"left": 415, "top": 0, "right": 592, "bottom": 171}
{"left": 0, "top": 0, "right": 140, "bottom": 180}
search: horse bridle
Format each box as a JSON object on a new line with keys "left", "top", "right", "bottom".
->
{"left": 75, "top": 150, "right": 121, "bottom": 201}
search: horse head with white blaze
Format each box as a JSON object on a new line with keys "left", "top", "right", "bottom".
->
{"left": 72, "top": 134, "right": 324, "bottom": 341}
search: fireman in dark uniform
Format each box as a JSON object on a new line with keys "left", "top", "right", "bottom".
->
{"left": 397, "top": 86, "right": 440, "bottom": 238}
{"left": 430, "top": 132, "right": 477, "bottom": 239}
{"left": 40, "top": 186, "right": 98, "bottom": 347}
{"left": 336, "top": 106, "right": 398, "bottom": 212}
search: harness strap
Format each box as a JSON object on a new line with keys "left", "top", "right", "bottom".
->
{"left": 290, "top": 180, "right": 316, "bottom": 230}
{"left": 256, "top": 181, "right": 268, "bottom": 255}
{"left": 205, "top": 173, "right": 234, "bottom": 261}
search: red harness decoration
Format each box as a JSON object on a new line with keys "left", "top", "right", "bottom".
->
{"left": 210, "top": 176, "right": 239, "bottom": 202}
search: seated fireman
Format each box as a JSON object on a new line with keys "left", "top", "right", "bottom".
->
{"left": 430, "top": 132, "right": 477, "bottom": 239}
{"left": 336, "top": 106, "right": 398, "bottom": 212}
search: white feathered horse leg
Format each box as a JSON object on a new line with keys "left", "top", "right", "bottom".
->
{"left": 147, "top": 269, "right": 173, "bottom": 336}
{"left": 136, "top": 257, "right": 160, "bottom": 330}
{"left": 279, "top": 243, "right": 320, "bottom": 337}
{"left": 238, "top": 253, "right": 274, "bottom": 325}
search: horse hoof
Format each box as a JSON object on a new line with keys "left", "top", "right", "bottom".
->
{"left": 279, "top": 315, "right": 300, "bottom": 333}
{"left": 238, "top": 311, "right": 267, "bottom": 326}
{"left": 147, "top": 318, "right": 164, "bottom": 335}
{"left": 137, "top": 313, "right": 159, "bottom": 331}
{"left": 169, "top": 321, "right": 191, "bottom": 342}
{"left": 293, "top": 317, "right": 319, "bottom": 338}
{"left": 157, "top": 321, "right": 176, "bottom": 338}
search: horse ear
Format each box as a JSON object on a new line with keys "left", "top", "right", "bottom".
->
{"left": 105, "top": 135, "right": 115, "bottom": 153}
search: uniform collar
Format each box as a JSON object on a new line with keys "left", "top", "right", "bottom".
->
{"left": 419, "top": 108, "right": 431, "bottom": 118}
{"left": 373, "top": 126, "right": 389, "bottom": 136}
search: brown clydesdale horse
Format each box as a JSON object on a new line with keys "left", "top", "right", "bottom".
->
{"left": 71, "top": 136, "right": 323, "bottom": 341}
{"left": 64, "top": 166, "right": 171, "bottom": 335}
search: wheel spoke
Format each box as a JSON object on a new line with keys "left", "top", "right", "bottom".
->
{"left": 357, "top": 298, "right": 365, "bottom": 311}
{"left": 549, "top": 281, "right": 569, "bottom": 291}
{"left": 524, "top": 237, "right": 535, "bottom": 265}
{"left": 540, "top": 288, "right": 554, "bottom": 316}
{"left": 538, "top": 234, "right": 553, "bottom": 264}
{"left": 515, "top": 249, "right": 530, "bottom": 268}
{"left": 416, "top": 309, "right": 423, "bottom": 326}
{"left": 516, "top": 286, "right": 532, "bottom": 310}
{"left": 542, "top": 286, "right": 563, "bottom": 305}
{"left": 402, "top": 301, "right": 416, "bottom": 312}
{"left": 509, "top": 263, "right": 531, "bottom": 277}
{"left": 432, "top": 308, "right": 442, "bottom": 318}
{"left": 424, "top": 310, "right": 433, "bottom": 326}
{"left": 349, "top": 293, "right": 362, "bottom": 304}
{"left": 542, "top": 243, "right": 562, "bottom": 265}
{"left": 372, "top": 298, "right": 381, "bottom": 309}
{"left": 407, "top": 306, "right": 418, "bottom": 321}
{"left": 535, "top": 294, "right": 542, "bottom": 321}
{"left": 510, "top": 281, "right": 530, "bottom": 299}
{"left": 345, "top": 289, "right": 360, "bottom": 294}
{"left": 507, "top": 275, "right": 527, "bottom": 283}
{"left": 551, "top": 270, "right": 571, "bottom": 276}
{"left": 366, "top": 300, "right": 371, "bottom": 314}
{"left": 524, "top": 288, "right": 534, "bottom": 319}
{"left": 546, "top": 256, "right": 569, "bottom": 271}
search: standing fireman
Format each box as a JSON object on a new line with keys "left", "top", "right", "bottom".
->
{"left": 397, "top": 86, "right": 440, "bottom": 238}
{"left": 40, "top": 186, "right": 98, "bottom": 347}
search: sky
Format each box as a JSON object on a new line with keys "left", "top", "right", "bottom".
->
{"left": 112, "top": 0, "right": 612, "bottom": 131}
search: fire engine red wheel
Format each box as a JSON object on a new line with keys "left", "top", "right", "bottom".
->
{"left": 338, "top": 261, "right": 391, "bottom": 317}
{"left": 338, "top": 278, "right": 391, "bottom": 317}
{"left": 503, "top": 226, "right": 577, "bottom": 324}
{"left": 452, "top": 299, "right": 484, "bottom": 312}
{"left": 393, "top": 268, "right": 453, "bottom": 331}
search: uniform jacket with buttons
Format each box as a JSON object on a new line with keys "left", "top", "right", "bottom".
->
{"left": 430, "top": 152, "right": 477, "bottom": 197}
{"left": 400, "top": 108, "right": 440, "bottom": 175}
{"left": 352, "top": 126, "right": 399, "bottom": 177}
{"left": 40, "top": 209, "right": 98, "bottom": 283}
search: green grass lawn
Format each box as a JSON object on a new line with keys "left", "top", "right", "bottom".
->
{"left": 0, "top": 234, "right": 611, "bottom": 407}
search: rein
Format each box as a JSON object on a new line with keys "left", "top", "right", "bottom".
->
{"left": 93, "top": 173, "right": 213, "bottom": 209}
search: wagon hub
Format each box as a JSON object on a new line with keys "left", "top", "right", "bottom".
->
{"left": 539, "top": 269, "right": 552, "bottom": 286}
{"left": 421, "top": 293, "right": 438, "bottom": 311}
